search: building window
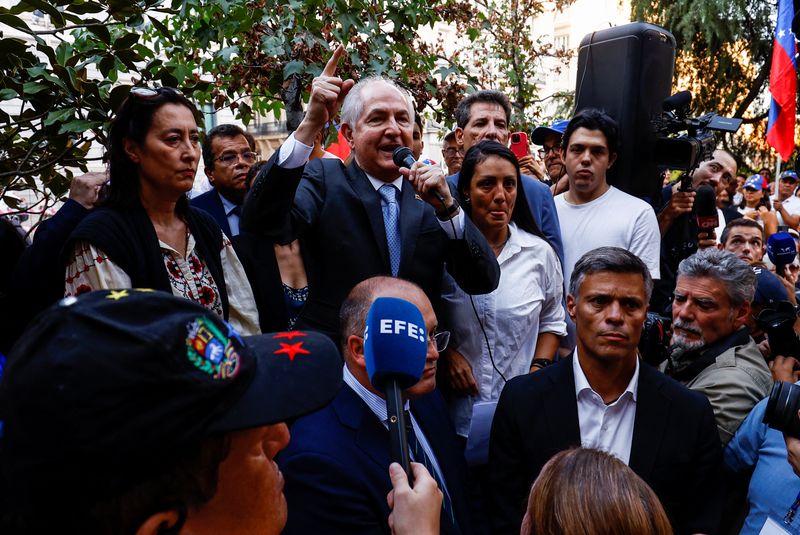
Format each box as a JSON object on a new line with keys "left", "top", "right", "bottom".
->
{"left": 554, "top": 34, "right": 569, "bottom": 52}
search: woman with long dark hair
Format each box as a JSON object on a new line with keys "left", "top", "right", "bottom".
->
{"left": 441, "top": 140, "right": 565, "bottom": 442}
{"left": 65, "top": 87, "right": 259, "bottom": 334}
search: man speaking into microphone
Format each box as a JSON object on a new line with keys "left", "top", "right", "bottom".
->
{"left": 241, "top": 45, "right": 499, "bottom": 342}
{"left": 277, "top": 276, "right": 478, "bottom": 535}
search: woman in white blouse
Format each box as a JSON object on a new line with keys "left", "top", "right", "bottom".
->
{"left": 442, "top": 141, "right": 566, "bottom": 439}
{"left": 65, "top": 87, "right": 260, "bottom": 335}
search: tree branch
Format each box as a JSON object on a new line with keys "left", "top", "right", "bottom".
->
{"left": 19, "top": 19, "right": 120, "bottom": 36}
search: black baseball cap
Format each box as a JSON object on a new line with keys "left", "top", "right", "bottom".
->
{"left": 0, "top": 289, "right": 342, "bottom": 510}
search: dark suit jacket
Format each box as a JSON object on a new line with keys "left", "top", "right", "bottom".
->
{"left": 277, "top": 384, "right": 479, "bottom": 535}
{"left": 241, "top": 154, "right": 500, "bottom": 338}
{"left": 489, "top": 356, "right": 722, "bottom": 535}
{"left": 191, "top": 188, "right": 232, "bottom": 237}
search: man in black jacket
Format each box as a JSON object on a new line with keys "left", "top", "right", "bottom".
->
{"left": 241, "top": 46, "right": 499, "bottom": 340}
{"left": 488, "top": 247, "right": 722, "bottom": 535}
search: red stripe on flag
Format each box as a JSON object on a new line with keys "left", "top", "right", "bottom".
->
{"left": 768, "top": 38, "right": 797, "bottom": 160}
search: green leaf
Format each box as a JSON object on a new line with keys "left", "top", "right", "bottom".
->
{"left": 148, "top": 15, "right": 172, "bottom": 40}
{"left": 58, "top": 119, "right": 102, "bottom": 134}
{"left": 66, "top": 1, "right": 105, "bottom": 15}
{"left": 218, "top": 46, "right": 239, "bottom": 61}
{"left": 113, "top": 32, "right": 140, "bottom": 50}
{"left": 283, "top": 59, "right": 305, "bottom": 77}
{"left": 0, "top": 14, "right": 32, "bottom": 33}
{"left": 22, "top": 81, "right": 48, "bottom": 94}
{"left": 109, "top": 84, "right": 132, "bottom": 111}
{"left": 19, "top": 0, "right": 65, "bottom": 27}
{"left": 0, "top": 88, "right": 18, "bottom": 101}
{"left": 44, "top": 108, "right": 76, "bottom": 126}
{"left": 87, "top": 24, "right": 111, "bottom": 45}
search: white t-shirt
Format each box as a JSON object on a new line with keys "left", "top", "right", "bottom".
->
{"left": 770, "top": 193, "right": 800, "bottom": 227}
{"left": 555, "top": 186, "right": 661, "bottom": 288}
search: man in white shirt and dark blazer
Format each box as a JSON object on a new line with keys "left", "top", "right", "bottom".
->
{"left": 488, "top": 247, "right": 722, "bottom": 535}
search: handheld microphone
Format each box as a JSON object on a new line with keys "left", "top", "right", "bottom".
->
{"left": 694, "top": 185, "right": 719, "bottom": 232}
{"left": 767, "top": 232, "right": 797, "bottom": 278}
{"left": 363, "top": 296, "right": 428, "bottom": 484}
{"left": 662, "top": 90, "right": 692, "bottom": 112}
{"left": 392, "top": 146, "right": 446, "bottom": 205}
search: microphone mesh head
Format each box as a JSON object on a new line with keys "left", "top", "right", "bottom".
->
{"left": 392, "top": 146, "right": 414, "bottom": 167}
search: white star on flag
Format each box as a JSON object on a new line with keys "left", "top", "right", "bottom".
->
{"left": 779, "top": 29, "right": 787, "bottom": 38}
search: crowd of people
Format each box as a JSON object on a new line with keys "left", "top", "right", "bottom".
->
{"left": 2, "top": 44, "right": 800, "bottom": 535}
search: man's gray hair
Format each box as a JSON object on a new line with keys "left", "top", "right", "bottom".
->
{"left": 569, "top": 247, "right": 653, "bottom": 301}
{"left": 676, "top": 249, "right": 756, "bottom": 308}
{"left": 340, "top": 76, "right": 414, "bottom": 127}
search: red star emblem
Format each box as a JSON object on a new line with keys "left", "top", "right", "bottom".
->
{"left": 273, "top": 342, "right": 310, "bottom": 361}
{"left": 273, "top": 331, "right": 307, "bottom": 340}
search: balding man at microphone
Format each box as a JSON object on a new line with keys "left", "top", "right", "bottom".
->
{"left": 241, "top": 46, "right": 499, "bottom": 342}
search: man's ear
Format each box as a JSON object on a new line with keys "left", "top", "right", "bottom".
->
{"left": 123, "top": 138, "right": 141, "bottom": 164}
{"left": 346, "top": 334, "right": 366, "bottom": 368}
{"left": 455, "top": 127, "right": 464, "bottom": 147}
{"left": 341, "top": 123, "right": 355, "bottom": 150}
{"left": 204, "top": 166, "right": 215, "bottom": 183}
{"left": 566, "top": 294, "right": 577, "bottom": 321}
{"left": 134, "top": 511, "right": 181, "bottom": 535}
{"left": 607, "top": 151, "right": 618, "bottom": 169}
{"left": 733, "top": 301, "right": 751, "bottom": 330}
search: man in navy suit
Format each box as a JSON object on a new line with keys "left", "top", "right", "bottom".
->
{"left": 241, "top": 46, "right": 499, "bottom": 340}
{"left": 277, "top": 276, "right": 480, "bottom": 535}
{"left": 191, "top": 124, "right": 256, "bottom": 237}
{"left": 488, "top": 247, "right": 723, "bottom": 535}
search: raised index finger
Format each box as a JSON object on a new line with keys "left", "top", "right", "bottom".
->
{"left": 322, "top": 45, "right": 345, "bottom": 77}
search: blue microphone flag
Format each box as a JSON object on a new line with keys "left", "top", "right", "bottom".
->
{"left": 364, "top": 297, "right": 427, "bottom": 391}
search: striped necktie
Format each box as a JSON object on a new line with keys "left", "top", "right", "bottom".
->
{"left": 378, "top": 184, "right": 401, "bottom": 276}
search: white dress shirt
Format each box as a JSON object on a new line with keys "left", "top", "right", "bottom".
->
{"left": 441, "top": 222, "right": 566, "bottom": 436}
{"left": 342, "top": 365, "right": 451, "bottom": 498}
{"left": 573, "top": 353, "right": 639, "bottom": 464}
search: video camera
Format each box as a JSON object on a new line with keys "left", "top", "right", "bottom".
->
{"left": 651, "top": 90, "right": 743, "bottom": 189}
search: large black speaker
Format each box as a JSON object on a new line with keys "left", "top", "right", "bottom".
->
{"left": 575, "top": 22, "right": 676, "bottom": 204}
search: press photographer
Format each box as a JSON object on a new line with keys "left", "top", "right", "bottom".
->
{"left": 650, "top": 91, "right": 742, "bottom": 314}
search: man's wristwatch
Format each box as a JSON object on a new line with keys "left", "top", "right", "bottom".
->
{"left": 530, "top": 358, "right": 554, "bottom": 370}
{"left": 435, "top": 199, "right": 460, "bottom": 221}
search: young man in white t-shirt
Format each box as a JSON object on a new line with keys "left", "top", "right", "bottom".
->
{"left": 554, "top": 109, "right": 661, "bottom": 288}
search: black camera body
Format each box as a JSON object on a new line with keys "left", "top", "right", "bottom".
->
{"left": 652, "top": 92, "right": 742, "bottom": 173}
{"left": 639, "top": 312, "right": 672, "bottom": 367}
{"left": 764, "top": 381, "right": 800, "bottom": 438}
{"left": 755, "top": 301, "right": 800, "bottom": 361}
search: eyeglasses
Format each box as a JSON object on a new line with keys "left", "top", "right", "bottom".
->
{"left": 537, "top": 146, "right": 561, "bottom": 158}
{"left": 429, "top": 330, "right": 450, "bottom": 352}
{"left": 214, "top": 151, "right": 258, "bottom": 166}
{"left": 130, "top": 86, "right": 184, "bottom": 100}
{"left": 443, "top": 148, "right": 464, "bottom": 157}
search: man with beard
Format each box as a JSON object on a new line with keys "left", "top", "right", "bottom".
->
{"left": 664, "top": 248, "right": 773, "bottom": 445}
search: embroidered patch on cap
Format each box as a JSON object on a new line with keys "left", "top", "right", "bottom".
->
{"left": 185, "top": 317, "right": 241, "bottom": 380}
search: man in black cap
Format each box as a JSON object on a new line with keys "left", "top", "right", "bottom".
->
{"left": 0, "top": 289, "right": 343, "bottom": 534}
